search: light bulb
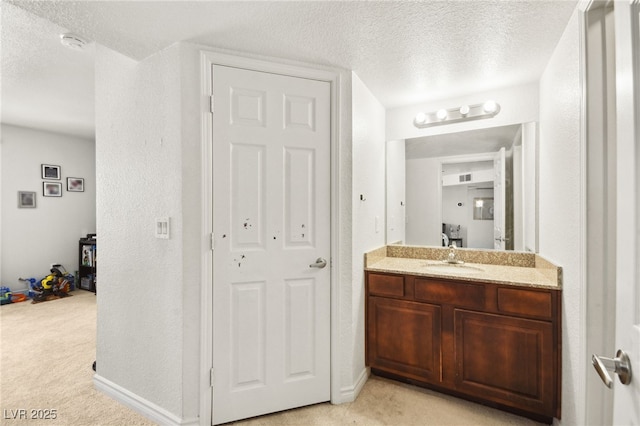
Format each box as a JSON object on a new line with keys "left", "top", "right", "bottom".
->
{"left": 459, "top": 105, "right": 470, "bottom": 116}
{"left": 483, "top": 100, "right": 498, "bottom": 113}
{"left": 436, "top": 109, "right": 448, "bottom": 120}
{"left": 414, "top": 112, "right": 427, "bottom": 124}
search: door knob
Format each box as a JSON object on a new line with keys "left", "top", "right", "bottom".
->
{"left": 592, "top": 349, "right": 632, "bottom": 388}
{"left": 309, "top": 258, "right": 327, "bottom": 269}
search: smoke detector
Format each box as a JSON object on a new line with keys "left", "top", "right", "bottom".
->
{"left": 60, "top": 33, "right": 88, "bottom": 50}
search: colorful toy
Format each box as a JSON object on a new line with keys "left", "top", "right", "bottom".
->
{"left": 0, "top": 286, "right": 12, "bottom": 305}
{"left": 26, "top": 265, "right": 75, "bottom": 303}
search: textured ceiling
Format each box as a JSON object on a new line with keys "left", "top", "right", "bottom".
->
{"left": 1, "top": 3, "right": 96, "bottom": 138}
{"left": 1, "top": 0, "right": 577, "bottom": 139}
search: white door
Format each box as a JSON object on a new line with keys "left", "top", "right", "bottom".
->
{"left": 612, "top": 0, "right": 640, "bottom": 422}
{"left": 211, "top": 65, "right": 331, "bottom": 424}
{"left": 493, "top": 147, "right": 506, "bottom": 250}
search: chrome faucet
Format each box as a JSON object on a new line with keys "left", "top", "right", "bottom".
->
{"left": 447, "top": 242, "right": 459, "bottom": 264}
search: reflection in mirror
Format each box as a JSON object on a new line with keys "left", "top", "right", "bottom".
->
{"left": 386, "top": 122, "right": 538, "bottom": 252}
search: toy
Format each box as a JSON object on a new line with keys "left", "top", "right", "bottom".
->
{"left": 27, "top": 265, "right": 74, "bottom": 303}
{"left": 0, "top": 286, "right": 12, "bottom": 305}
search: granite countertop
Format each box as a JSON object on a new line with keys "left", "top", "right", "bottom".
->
{"left": 365, "top": 245, "right": 562, "bottom": 290}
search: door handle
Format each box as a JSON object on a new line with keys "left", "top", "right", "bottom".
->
{"left": 591, "top": 349, "right": 632, "bottom": 388}
{"left": 309, "top": 258, "right": 327, "bottom": 269}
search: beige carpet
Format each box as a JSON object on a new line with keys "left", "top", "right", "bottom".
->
{"left": 0, "top": 290, "right": 153, "bottom": 425}
{"left": 232, "top": 377, "right": 546, "bottom": 426}
{"left": 1, "top": 290, "right": 545, "bottom": 426}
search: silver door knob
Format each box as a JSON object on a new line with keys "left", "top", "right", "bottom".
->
{"left": 309, "top": 258, "right": 327, "bottom": 269}
{"left": 592, "top": 349, "right": 632, "bottom": 388}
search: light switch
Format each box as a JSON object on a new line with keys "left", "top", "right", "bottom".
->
{"left": 155, "top": 217, "right": 170, "bottom": 239}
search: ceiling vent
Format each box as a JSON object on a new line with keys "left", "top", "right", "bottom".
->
{"left": 60, "top": 33, "right": 88, "bottom": 50}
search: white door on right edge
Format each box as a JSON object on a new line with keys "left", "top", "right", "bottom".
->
{"left": 611, "top": 0, "right": 640, "bottom": 423}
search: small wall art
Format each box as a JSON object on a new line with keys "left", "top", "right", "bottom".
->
{"left": 43, "top": 182, "right": 63, "bottom": 197}
{"left": 41, "top": 164, "right": 61, "bottom": 180}
{"left": 67, "top": 177, "right": 84, "bottom": 192}
{"left": 18, "top": 191, "right": 36, "bottom": 208}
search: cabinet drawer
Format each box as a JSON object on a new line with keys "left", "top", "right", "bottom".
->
{"left": 368, "top": 273, "right": 405, "bottom": 298}
{"left": 415, "top": 278, "right": 484, "bottom": 309}
{"left": 497, "top": 288, "right": 552, "bottom": 319}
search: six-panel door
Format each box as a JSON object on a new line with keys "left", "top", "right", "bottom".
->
{"left": 211, "top": 65, "right": 331, "bottom": 424}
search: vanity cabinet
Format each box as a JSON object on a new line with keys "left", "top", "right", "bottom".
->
{"left": 366, "top": 271, "right": 561, "bottom": 422}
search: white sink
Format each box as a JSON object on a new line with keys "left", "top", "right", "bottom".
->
{"left": 423, "top": 263, "right": 484, "bottom": 274}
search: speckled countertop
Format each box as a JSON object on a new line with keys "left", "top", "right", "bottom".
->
{"left": 365, "top": 245, "right": 562, "bottom": 290}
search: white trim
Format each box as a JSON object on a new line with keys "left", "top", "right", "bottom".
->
{"left": 577, "top": 6, "right": 589, "bottom": 425}
{"left": 338, "top": 367, "right": 370, "bottom": 403}
{"left": 199, "top": 49, "right": 343, "bottom": 426}
{"left": 94, "top": 375, "right": 199, "bottom": 426}
{"left": 199, "top": 49, "right": 214, "bottom": 426}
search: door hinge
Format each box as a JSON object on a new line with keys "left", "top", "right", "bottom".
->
{"left": 210, "top": 233, "right": 215, "bottom": 251}
{"left": 210, "top": 368, "right": 215, "bottom": 387}
{"left": 210, "top": 95, "right": 214, "bottom": 113}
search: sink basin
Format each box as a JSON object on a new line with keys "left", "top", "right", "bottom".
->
{"left": 423, "top": 263, "right": 484, "bottom": 274}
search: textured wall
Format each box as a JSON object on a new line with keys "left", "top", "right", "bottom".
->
{"left": 538, "top": 10, "right": 583, "bottom": 426}
{"left": 351, "top": 73, "right": 386, "bottom": 387}
{"left": 0, "top": 124, "right": 95, "bottom": 289}
{"left": 178, "top": 43, "right": 203, "bottom": 421}
{"left": 95, "top": 43, "right": 185, "bottom": 417}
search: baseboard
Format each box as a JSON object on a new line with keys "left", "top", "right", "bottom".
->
{"left": 338, "top": 367, "right": 370, "bottom": 403}
{"left": 93, "top": 374, "right": 199, "bottom": 426}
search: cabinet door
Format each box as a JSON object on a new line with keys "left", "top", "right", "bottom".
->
{"left": 454, "top": 309, "right": 555, "bottom": 416}
{"left": 367, "top": 297, "right": 441, "bottom": 383}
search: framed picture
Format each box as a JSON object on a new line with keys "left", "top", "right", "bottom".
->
{"left": 41, "top": 164, "right": 61, "bottom": 180}
{"left": 43, "top": 182, "right": 63, "bottom": 197}
{"left": 67, "top": 177, "right": 85, "bottom": 192}
{"left": 18, "top": 191, "right": 36, "bottom": 208}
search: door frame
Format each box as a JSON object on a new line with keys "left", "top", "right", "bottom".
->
{"left": 438, "top": 152, "right": 495, "bottom": 248}
{"left": 198, "top": 50, "right": 343, "bottom": 425}
{"left": 580, "top": 1, "right": 618, "bottom": 424}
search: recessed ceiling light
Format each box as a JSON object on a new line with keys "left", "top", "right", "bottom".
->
{"left": 60, "top": 33, "right": 88, "bottom": 50}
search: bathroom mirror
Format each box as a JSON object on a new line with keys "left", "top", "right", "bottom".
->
{"left": 386, "top": 122, "right": 538, "bottom": 252}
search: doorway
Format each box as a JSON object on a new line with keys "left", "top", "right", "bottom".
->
{"left": 201, "top": 53, "right": 341, "bottom": 425}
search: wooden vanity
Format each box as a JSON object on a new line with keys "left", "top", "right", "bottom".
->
{"left": 365, "top": 246, "right": 562, "bottom": 423}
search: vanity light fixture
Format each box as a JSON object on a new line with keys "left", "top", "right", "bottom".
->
{"left": 413, "top": 100, "right": 501, "bottom": 129}
{"left": 415, "top": 112, "right": 428, "bottom": 125}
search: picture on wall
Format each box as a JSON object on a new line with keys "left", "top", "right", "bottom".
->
{"left": 41, "top": 164, "right": 61, "bottom": 180}
{"left": 67, "top": 177, "right": 84, "bottom": 192}
{"left": 43, "top": 182, "right": 62, "bottom": 197}
{"left": 18, "top": 191, "right": 36, "bottom": 208}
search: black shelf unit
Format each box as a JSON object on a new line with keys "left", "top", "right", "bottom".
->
{"left": 79, "top": 234, "right": 97, "bottom": 292}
